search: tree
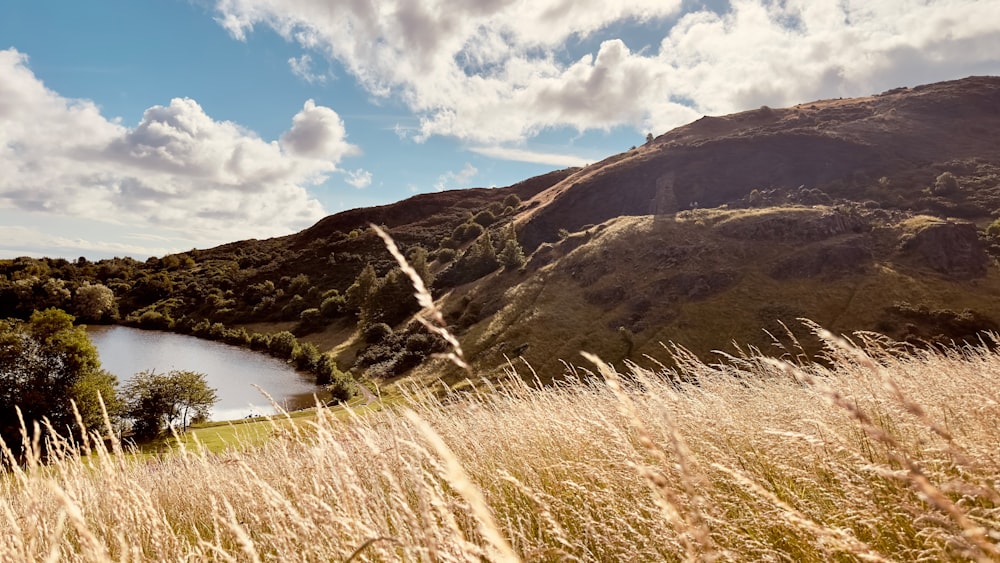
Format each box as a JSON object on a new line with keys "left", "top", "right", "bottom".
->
{"left": 123, "top": 370, "right": 218, "bottom": 439}
{"left": 74, "top": 282, "right": 118, "bottom": 322}
{"left": 645, "top": 132, "right": 654, "bottom": 144}
{"left": 344, "top": 263, "right": 378, "bottom": 316}
{"left": 0, "top": 308, "right": 121, "bottom": 449}
{"left": 933, "top": 171, "right": 959, "bottom": 195}
{"left": 499, "top": 224, "right": 526, "bottom": 269}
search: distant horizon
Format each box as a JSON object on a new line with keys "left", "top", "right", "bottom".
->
{"left": 2, "top": 0, "right": 998, "bottom": 259}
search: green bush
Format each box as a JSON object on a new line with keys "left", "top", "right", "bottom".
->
{"left": 299, "top": 307, "right": 324, "bottom": 331}
{"left": 292, "top": 342, "right": 322, "bottom": 371}
{"left": 137, "top": 310, "right": 171, "bottom": 330}
{"left": 320, "top": 293, "right": 346, "bottom": 318}
{"left": 933, "top": 171, "right": 959, "bottom": 195}
{"left": 987, "top": 218, "right": 1000, "bottom": 237}
{"left": 268, "top": 331, "right": 298, "bottom": 359}
{"left": 363, "top": 322, "right": 393, "bottom": 344}
{"left": 249, "top": 332, "right": 271, "bottom": 351}
{"left": 472, "top": 210, "right": 497, "bottom": 227}
{"left": 436, "top": 248, "right": 457, "bottom": 263}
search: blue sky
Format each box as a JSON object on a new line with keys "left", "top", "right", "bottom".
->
{"left": 1, "top": 0, "right": 998, "bottom": 259}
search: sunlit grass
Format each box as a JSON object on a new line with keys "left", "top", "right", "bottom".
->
{"left": 2, "top": 328, "right": 999, "bottom": 561}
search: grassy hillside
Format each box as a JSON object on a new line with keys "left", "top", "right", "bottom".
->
{"left": 418, "top": 206, "right": 1000, "bottom": 383}
{"left": 2, "top": 330, "right": 998, "bottom": 561}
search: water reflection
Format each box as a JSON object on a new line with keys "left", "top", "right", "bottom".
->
{"left": 87, "top": 325, "right": 320, "bottom": 421}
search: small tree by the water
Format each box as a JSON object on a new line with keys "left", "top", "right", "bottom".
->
{"left": 123, "top": 369, "right": 218, "bottom": 439}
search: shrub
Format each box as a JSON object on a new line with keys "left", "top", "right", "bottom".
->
{"left": 499, "top": 238, "right": 526, "bottom": 269}
{"left": 281, "top": 294, "right": 308, "bottom": 319}
{"left": 292, "top": 342, "right": 322, "bottom": 371}
{"left": 268, "top": 331, "right": 298, "bottom": 359}
{"left": 320, "top": 294, "right": 345, "bottom": 318}
{"left": 472, "top": 210, "right": 497, "bottom": 228}
{"left": 363, "top": 322, "right": 393, "bottom": 344}
{"left": 436, "top": 248, "right": 457, "bottom": 263}
{"left": 249, "top": 332, "right": 271, "bottom": 351}
{"left": 987, "top": 218, "right": 1000, "bottom": 237}
{"left": 137, "top": 310, "right": 171, "bottom": 330}
{"left": 933, "top": 171, "right": 959, "bottom": 194}
{"left": 452, "top": 222, "right": 484, "bottom": 243}
{"left": 223, "top": 327, "right": 251, "bottom": 346}
{"left": 207, "top": 322, "right": 226, "bottom": 340}
{"left": 299, "top": 308, "right": 324, "bottom": 331}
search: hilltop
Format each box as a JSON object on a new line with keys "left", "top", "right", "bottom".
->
{"left": 3, "top": 76, "right": 1000, "bottom": 389}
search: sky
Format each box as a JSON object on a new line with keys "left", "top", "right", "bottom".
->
{"left": 1, "top": 0, "right": 999, "bottom": 260}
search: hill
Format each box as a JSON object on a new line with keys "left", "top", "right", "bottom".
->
{"left": 3, "top": 76, "right": 1000, "bottom": 389}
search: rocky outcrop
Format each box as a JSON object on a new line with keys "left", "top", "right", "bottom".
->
{"left": 900, "top": 220, "right": 989, "bottom": 279}
{"left": 715, "top": 207, "right": 870, "bottom": 242}
{"left": 770, "top": 237, "right": 871, "bottom": 279}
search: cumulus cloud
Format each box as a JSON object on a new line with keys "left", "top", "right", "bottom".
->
{"left": 434, "top": 163, "right": 478, "bottom": 191}
{"left": 0, "top": 49, "right": 359, "bottom": 250}
{"left": 345, "top": 168, "right": 373, "bottom": 189}
{"left": 214, "top": 0, "right": 1000, "bottom": 141}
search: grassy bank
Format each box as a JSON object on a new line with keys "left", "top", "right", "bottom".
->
{"left": 2, "top": 329, "right": 998, "bottom": 561}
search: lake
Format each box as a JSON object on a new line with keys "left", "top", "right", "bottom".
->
{"left": 87, "top": 325, "right": 321, "bottom": 421}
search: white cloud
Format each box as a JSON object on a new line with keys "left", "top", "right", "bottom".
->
{"left": 345, "top": 168, "right": 373, "bottom": 189}
{"left": 0, "top": 224, "right": 176, "bottom": 260}
{"left": 214, "top": 0, "right": 1000, "bottom": 142}
{"left": 468, "top": 146, "right": 589, "bottom": 167}
{"left": 288, "top": 53, "right": 327, "bottom": 84}
{"left": 434, "top": 163, "right": 478, "bottom": 191}
{"left": 0, "top": 49, "right": 360, "bottom": 251}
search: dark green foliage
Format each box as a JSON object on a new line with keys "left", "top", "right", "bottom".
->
{"left": 287, "top": 273, "right": 311, "bottom": 294}
{"left": 137, "top": 310, "right": 172, "bottom": 330}
{"left": 345, "top": 263, "right": 378, "bottom": 316}
{"left": 123, "top": 369, "right": 218, "bottom": 439}
{"left": 292, "top": 342, "right": 322, "bottom": 371}
{"left": 366, "top": 268, "right": 420, "bottom": 326}
{"left": 222, "top": 327, "right": 251, "bottom": 346}
{"left": 281, "top": 294, "right": 308, "bottom": 319}
{"left": 363, "top": 322, "right": 393, "bottom": 344}
{"left": 128, "top": 272, "right": 174, "bottom": 308}
{"left": 436, "top": 248, "right": 457, "bottom": 263}
{"left": 452, "top": 222, "right": 485, "bottom": 243}
{"left": 249, "top": 332, "right": 272, "bottom": 351}
{"left": 269, "top": 331, "right": 298, "bottom": 358}
{"left": 472, "top": 210, "right": 497, "bottom": 228}
{"left": 320, "top": 292, "right": 346, "bottom": 318}
{"left": 499, "top": 225, "right": 526, "bottom": 269}
{"left": 298, "top": 308, "right": 324, "bottom": 333}
{"left": 353, "top": 324, "right": 444, "bottom": 378}
{"left": 933, "top": 171, "right": 959, "bottom": 195}
{"left": 987, "top": 217, "right": 1000, "bottom": 237}
{"left": 0, "top": 309, "right": 121, "bottom": 449}
{"left": 315, "top": 354, "right": 354, "bottom": 400}
{"left": 437, "top": 231, "right": 501, "bottom": 287}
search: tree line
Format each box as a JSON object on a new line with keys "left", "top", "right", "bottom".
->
{"left": 0, "top": 195, "right": 529, "bottom": 387}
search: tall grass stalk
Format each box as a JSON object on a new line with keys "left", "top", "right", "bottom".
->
{"left": 1, "top": 329, "right": 999, "bottom": 561}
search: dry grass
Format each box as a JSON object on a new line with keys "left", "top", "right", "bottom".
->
{"left": 2, "top": 328, "right": 999, "bottom": 561}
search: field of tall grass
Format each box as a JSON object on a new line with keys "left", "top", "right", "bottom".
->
{"left": 2, "top": 325, "right": 998, "bottom": 562}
